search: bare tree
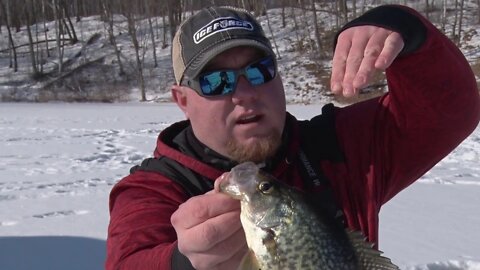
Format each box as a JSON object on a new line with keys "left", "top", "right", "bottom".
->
{"left": 166, "top": 0, "right": 182, "bottom": 42}
{"left": 335, "top": 0, "right": 348, "bottom": 26}
{"left": 262, "top": 0, "right": 280, "bottom": 58}
{"left": 146, "top": 0, "right": 158, "bottom": 68}
{"left": 243, "top": 0, "right": 264, "bottom": 16}
{"left": 24, "top": 0, "right": 40, "bottom": 77}
{"left": 124, "top": 4, "right": 147, "bottom": 101}
{"left": 100, "top": 0, "right": 125, "bottom": 76}
{"left": 477, "top": 0, "right": 480, "bottom": 23}
{"left": 298, "top": 0, "right": 315, "bottom": 53}
{"left": 162, "top": 7, "right": 168, "bottom": 48}
{"left": 10, "top": 0, "right": 21, "bottom": 32}
{"left": 0, "top": 0, "right": 18, "bottom": 71}
{"left": 281, "top": 0, "right": 287, "bottom": 28}
{"left": 441, "top": 0, "right": 447, "bottom": 33}
{"left": 59, "top": 0, "right": 78, "bottom": 43}
{"left": 425, "top": 0, "right": 430, "bottom": 19}
{"left": 51, "top": 0, "right": 65, "bottom": 74}
{"left": 351, "top": 0, "right": 357, "bottom": 19}
{"left": 311, "top": 0, "right": 324, "bottom": 59}
{"left": 290, "top": 5, "right": 302, "bottom": 51}
{"left": 457, "top": 0, "right": 465, "bottom": 45}
{"left": 451, "top": 0, "right": 466, "bottom": 45}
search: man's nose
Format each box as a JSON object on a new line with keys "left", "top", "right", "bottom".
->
{"left": 232, "top": 76, "right": 258, "bottom": 103}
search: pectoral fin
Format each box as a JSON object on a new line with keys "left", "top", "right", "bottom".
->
{"left": 238, "top": 249, "right": 261, "bottom": 270}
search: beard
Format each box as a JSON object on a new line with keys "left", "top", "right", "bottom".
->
{"left": 226, "top": 131, "right": 282, "bottom": 163}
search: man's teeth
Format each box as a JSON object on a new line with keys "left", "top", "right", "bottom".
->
{"left": 241, "top": 115, "right": 256, "bottom": 121}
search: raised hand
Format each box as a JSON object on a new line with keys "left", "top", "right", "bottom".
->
{"left": 331, "top": 25, "right": 404, "bottom": 97}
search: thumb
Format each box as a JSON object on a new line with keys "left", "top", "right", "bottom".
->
{"left": 213, "top": 172, "right": 230, "bottom": 193}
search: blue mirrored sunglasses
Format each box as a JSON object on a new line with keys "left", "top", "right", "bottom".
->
{"left": 183, "top": 55, "right": 276, "bottom": 97}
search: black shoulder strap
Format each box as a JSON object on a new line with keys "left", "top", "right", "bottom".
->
{"left": 297, "top": 103, "right": 346, "bottom": 226}
{"left": 298, "top": 103, "right": 344, "bottom": 162}
{"left": 130, "top": 157, "right": 213, "bottom": 197}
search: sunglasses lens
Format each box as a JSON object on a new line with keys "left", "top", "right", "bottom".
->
{"left": 199, "top": 71, "right": 235, "bottom": 96}
{"left": 246, "top": 57, "right": 276, "bottom": 86}
{"left": 197, "top": 56, "right": 276, "bottom": 97}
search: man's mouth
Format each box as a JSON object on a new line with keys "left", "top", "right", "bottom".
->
{"left": 237, "top": 115, "right": 262, "bottom": 124}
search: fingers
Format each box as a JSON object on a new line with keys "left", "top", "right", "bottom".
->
{"left": 352, "top": 29, "right": 390, "bottom": 90}
{"left": 331, "top": 26, "right": 404, "bottom": 97}
{"left": 342, "top": 28, "right": 375, "bottom": 96}
{"left": 179, "top": 208, "right": 242, "bottom": 252}
{"left": 171, "top": 192, "right": 245, "bottom": 269}
{"left": 375, "top": 31, "right": 404, "bottom": 70}
{"left": 171, "top": 192, "right": 239, "bottom": 229}
{"left": 330, "top": 32, "right": 351, "bottom": 94}
{"left": 214, "top": 172, "right": 229, "bottom": 192}
{"left": 187, "top": 228, "right": 248, "bottom": 270}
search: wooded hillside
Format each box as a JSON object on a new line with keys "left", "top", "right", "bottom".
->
{"left": 1, "top": 0, "right": 479, "bottom": 102}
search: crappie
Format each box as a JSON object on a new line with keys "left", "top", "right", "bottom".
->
{"left": 220, "top": 162, "right": 399, "bottom": 270}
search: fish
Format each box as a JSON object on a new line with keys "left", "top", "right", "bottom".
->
{"left": 219, "top": 161, "right": 399, "bottom": 270}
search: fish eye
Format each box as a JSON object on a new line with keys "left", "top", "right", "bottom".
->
{"left": 258, "top": 181, "right": 274, "bottom": 194}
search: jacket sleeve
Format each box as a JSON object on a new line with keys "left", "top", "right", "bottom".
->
{"left": 334, "top": 5, "right": 480, "bottom": 206}
{"left": 105, "top": 171, "right": 191, "bottom": 270}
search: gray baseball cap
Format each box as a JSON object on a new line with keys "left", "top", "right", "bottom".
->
{"left": 171, "top": 6, "right": 275, "bottom": 85}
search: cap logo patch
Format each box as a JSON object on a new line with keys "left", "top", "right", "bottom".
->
{"left": 193, "top": 17, "right": 254, "bottom": 44}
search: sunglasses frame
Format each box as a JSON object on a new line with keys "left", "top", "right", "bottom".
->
{"left": 181, "top": 55, "right": 277, "bottom": 97}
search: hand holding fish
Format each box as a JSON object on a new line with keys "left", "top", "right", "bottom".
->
{"left": 331, "top": 25, "right": 404, "bottom": 97}
{"left": 170, "top": 175, "right": 248, "bottom": 270}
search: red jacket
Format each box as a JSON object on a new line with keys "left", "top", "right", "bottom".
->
{"left": 106, "top": 6, "right": 480, "bottom": 270}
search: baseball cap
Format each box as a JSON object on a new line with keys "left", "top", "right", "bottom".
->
{"left": 172, "top": 6, "right": 275, "bottom": 85}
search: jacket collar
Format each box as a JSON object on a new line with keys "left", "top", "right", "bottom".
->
{"left": 154, "top": 113, "right": 301, "bottom": 174}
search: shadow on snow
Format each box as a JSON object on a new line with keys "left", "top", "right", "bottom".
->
{"left": 0, "top": 236, "right": 106, "bottom": 270}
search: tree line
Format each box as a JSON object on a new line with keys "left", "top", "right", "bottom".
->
{"left": 1, "top": 0, "right": 478, "bottom": 101}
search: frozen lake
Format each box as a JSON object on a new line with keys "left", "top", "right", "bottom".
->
{"left": 0, "top": 102, "right": 479, "bottom": 270}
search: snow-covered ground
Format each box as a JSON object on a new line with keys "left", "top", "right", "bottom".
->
{"left": 0, "top": 102, "right": 479, "bottom": 270}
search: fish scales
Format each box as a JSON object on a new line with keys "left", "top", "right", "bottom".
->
{"left": 220, "top": 162, "right": 399, "bottom": 270}
{"left": 244, "top": 190, "right": 357, "bottom": 269}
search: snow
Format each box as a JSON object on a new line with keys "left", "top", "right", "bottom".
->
{"left": 0, "top": 102, "right": 479, "bottom": 270}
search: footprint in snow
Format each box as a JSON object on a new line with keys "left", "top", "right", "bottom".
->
{"left": 0, "top": 221, "right": 18, "bottom": 226}
{"left": 32, "top": 210, "right": 89, "bottom": 219}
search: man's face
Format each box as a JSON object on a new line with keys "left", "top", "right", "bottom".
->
{"left": 172, "top": 46, "right": 286, "bottom": 163}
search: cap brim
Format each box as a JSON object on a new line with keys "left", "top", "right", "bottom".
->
{"left": 184, "top": 39, "right": 275, "bottom": 79}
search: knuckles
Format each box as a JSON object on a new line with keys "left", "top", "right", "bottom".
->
{"left": 199, "top": 221, "right": 221, "bottom": 249}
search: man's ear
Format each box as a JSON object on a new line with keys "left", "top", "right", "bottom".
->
{"left": 171, "top": 85, "right": 188, "bottom": 116}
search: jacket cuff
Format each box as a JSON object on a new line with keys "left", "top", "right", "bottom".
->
{"left": 170, "top": 242, "right": 195, "bottom": 270}
{"left": 335, "top": 5, "right": 427, "bottom": 55}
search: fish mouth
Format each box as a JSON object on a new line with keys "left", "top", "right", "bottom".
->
{"left": 219, "top": 179, "right": 243, "bottom": 199}
{"left": 219, "top": 162, "right": 260, "bottom": 199}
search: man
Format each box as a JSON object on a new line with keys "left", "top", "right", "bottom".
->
{"left": 106, "top": 5, "right": 480, "bottom": 270}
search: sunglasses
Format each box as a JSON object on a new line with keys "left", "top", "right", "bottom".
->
{"left": 183, "top": 55, "right": 277, "bottom": 97}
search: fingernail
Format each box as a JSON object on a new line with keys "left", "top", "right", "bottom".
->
{"left": 353, "top": 76, "right": 365, "bottom": 90}
{"left": 376, "top": 58, "right": 388, "bottom": 69}
{"left": 331, "top": 83, "right": 341, "bottom": 93}
{"left": 344, "top": 87, "right": 353, "bottom": 97}
{"left": 358, "top": 75, "right": 366, "bottom": 85}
